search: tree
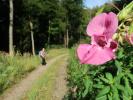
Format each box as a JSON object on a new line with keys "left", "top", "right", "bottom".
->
{"left": 29, "top": 17, "right": 35, "bottom": 55}
{"left": 0, "top": 0, "right": 85, "bottom": 52}
{"left": 0, "top": 0, "right": 9, "bottom": 51}
{"left": 9, "top": 0, "right": 14, "bottom": 56}
{"left": 62, "top": 0, "right": 83, "bottom": 47}
{"left": 19, "top": 0, "right": 44, "bottom": 53}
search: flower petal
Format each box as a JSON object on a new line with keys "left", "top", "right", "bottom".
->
{"left": 91, "top": 35, "right": 107, "bottom": 47}
{"left": 130, "top": 34, "right": 133, "bottom": 45}
{"left": 77, "top": 44, "right": 115, "bottom": 65}
{"left": 110, "top": 41, "right": 118, "bottom": 51}
{"left": 86, "top": 13, "right": 107, "bottom": 36}
{"left": 106, "top": 39, "right": 118, "bottom": 52}
{"left": 86, "top": 12, "right": 118, "bottom": 39}
{"left": 125, "top": 33, "right": 133, "bottom": 45}
{"left": 104, "top": 12, "right": 118, "bottom": 39}
{"left": 77, "top": 44, "right": 93, "bottom": 62}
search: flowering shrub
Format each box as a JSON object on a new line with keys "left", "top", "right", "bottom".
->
{"left": 65, "top": 1, "right": 133, "bottom": 100}
{"left": 65, "top": 45, "right": 133, "bottom": 100}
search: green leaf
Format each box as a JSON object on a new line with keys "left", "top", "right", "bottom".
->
{"left": 115, "top": 60, "right": 122, "bottom": 67}
{"left": 97, "top": 86, "right": 110, "bottom": 97}
{"left": 106, "top": 73, "right": 113, "bottom": 82}
{"left": 116, "top": 84, "right": 124, "bottom": 91}
{"left": 93, "top": 84, "right": 104, "bottom": 89}
{"left": 129, "top": 22, "right": 133, "bottom": 33}
{"left": 115, "top": 60, "right": 122, "bottom": 74}
{"left": 112, "top": 86, "right": 120, "bottom": 100}
{"left": 114, "top": 73, "right": 123, "bottom": 84}
{"left": 124, "top": 77, "right": 133, "bottom": 96}
{"left": 127, "top": 73, "right": 133, "bottom": 83}
{"left": 99, "top": 76, "right": 109, "bottom": 84}
{"left": 117, "top": 48, "right": 124, "bottom": 59}
{"left": 95, "top": 5, "right": 105, "bottom": 16}
{"left": 96, "top": 95, "right": 107, "bottom": 100}
{"left": 117, "top": 1, "right": 133, "bottom": 21}
{"left": 82, "top": 65, "right": 88, "bottom": 75}
{"left": 108, "top": 94, "right": 113, "bottom": 100}
{"left": 82, "top": 89, "right": 88, "bottom": 98}
{"left": 123, "top": 94, "right": 130, "bottom": 100}
{"left": 82, "top": 76, "right": 92, "bottom": 97}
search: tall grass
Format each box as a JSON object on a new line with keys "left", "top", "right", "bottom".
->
{"left": 0, "top": 48, "right": 67, "bottom": 94}
{"left": 0, "top": 53, "right": 40, "bottom": 94}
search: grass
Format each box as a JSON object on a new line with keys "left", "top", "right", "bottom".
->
{"left": 0, "top": 53, "right": 40, "bottom": 94}
{"left": 22, "top": 50, "right": 68, "bottom": 100}
{"left": 46, "top": 48, "right": 68, "bottom": 60}
{"left": 0, "top": 48, "right": 67, "bottom": 94}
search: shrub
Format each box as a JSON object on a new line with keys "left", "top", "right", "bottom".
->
{"left": 65, "top": 44, "right": 133, "bottom": 100}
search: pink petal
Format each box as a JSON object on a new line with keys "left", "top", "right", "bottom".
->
{"left": 125, "top": 33, "right": 130, "bottom": 43}
{"left": 106, "top": 39, "right": 118, "bottom": 52}
{"left": 86, "top": 13, "right": 106, "bottom": 36}
{"left": 110, "top": 41, "right": 118, "bottom": 52}
{"left": 104, "top": 12, "right": 118, "bottom": 39}
{"left": 86, "top": 12, "right": 118, "bottom": 39}
{"left": 77, "top": 44, "right": 115, "bottom": 65}
{"left": 77, "top": 44, "right": 93, "bottom": 62}
{"left": 125, "top": 33, "right": 133, "bottom": 45}
{"left": 91, "top": 35, "right": 107, "bottom": 47}
{"left": 129, "top": 34, "right": 133, "bottom": 45}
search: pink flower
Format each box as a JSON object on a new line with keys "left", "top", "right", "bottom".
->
{"left": 77, "top": 12, "right": 118, "bottom": 65}
{"left": 125, "top": 33, "right": 133, "bottom": 45}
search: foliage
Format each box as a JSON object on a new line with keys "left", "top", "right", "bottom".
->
{"left": 117, "top": 1, "right": 133, "bottom": 21}
{"left": 65, "top": 1, "right": 133, "bottom": 100}
{"left": 65, "top": 45, "right": 133, "bottom": 100}
{"left": 113, "top": 0, "right": 132, "bottom": 10}
{"left": 0, "top": 0, "right": 86, "bottom": 52}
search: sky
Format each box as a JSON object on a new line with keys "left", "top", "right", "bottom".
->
{"left": 84, "top": 0, "right": 110, "bottom": 8}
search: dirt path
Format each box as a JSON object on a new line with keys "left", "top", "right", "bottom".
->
{"left": 52, "top": 57, "right": 68, "bottom": 100}
{"left": 0, "top": 54, "right": 67, "bottom": 100}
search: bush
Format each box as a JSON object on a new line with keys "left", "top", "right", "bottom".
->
{"left": 65, "top": 45, "right": 133, "bottom": 100}
{"left": 65, "top": 2, "right": 133, "bottom": 100}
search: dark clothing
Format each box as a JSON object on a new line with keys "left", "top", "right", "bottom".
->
{"left": 41, "top": 56, "right": 47, "bottom": 65}
{"left": 39, "top": 50, "right": 47, "bottom": 65}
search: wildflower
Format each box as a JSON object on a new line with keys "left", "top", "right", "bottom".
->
{"left": 77, "top": 12, "right": 118, "bottom": 65}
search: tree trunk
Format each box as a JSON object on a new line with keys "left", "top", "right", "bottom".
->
{"left": 48, "top": 20, "right": 51, "bottom": 49}
{"left": 9, "top": 0, "right": 14, "bottom": 56}
{"left": 29, "top": 20, "right": 35, "bottom": 55}
{"left": 64, "top": 33, "right": 67, "bottom": 48}
{"left": 48, "top": 32, "right": 50, "bottom": 48}
{"left": 66, "top": 17, "right": 69, "bottom": 48}
{"left": 66, "top": 28, "right": 69, "bottom": 48}
{"left": 79, "top": 31, "right": 81, "bottom": 43}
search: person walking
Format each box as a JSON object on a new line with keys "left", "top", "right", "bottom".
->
{"left": 39, "top": 48, "right": 47, "bottom": 65}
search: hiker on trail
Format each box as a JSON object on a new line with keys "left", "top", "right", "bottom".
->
{"left": 39, "top": 48, "right": 47, "bottom": 65}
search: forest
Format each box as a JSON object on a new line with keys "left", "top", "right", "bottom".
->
{"left": 0, "top": 0, "right": 86, "bottom": 54}
{"left": 0, "top": 0, "right": 131, "bottom": 54}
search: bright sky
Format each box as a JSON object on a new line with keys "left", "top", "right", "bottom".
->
{"left": 84, "top": 0, "right": 110, "bottom": 8}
